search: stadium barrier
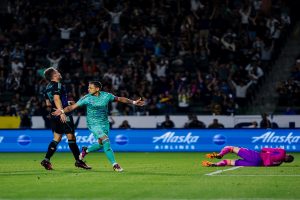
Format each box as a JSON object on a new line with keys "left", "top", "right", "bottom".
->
{"left": 1, "top": 115, "right": 299, "bottom": 128}
{"left": 0, "top": 129, "right": 299, "bottom": 152}
{"left": 0, "top": 116, "right": 20, "bottom": 128}
{"left": 29, "top": 115, "right": 300, "bottom": 128}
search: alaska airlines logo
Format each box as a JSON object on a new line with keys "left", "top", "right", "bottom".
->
{"left": 252, "top": 132, "right": 300, "bottom": 144}
{"left": 62, "top": 132, "right": 97, "bottom": 144}
{"left": 153, "top": 132, "right": 199, "bottom": 144}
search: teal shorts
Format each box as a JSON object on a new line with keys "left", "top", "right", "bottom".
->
{"left": 89, "top": 124, "right": 110, "bottom": 139}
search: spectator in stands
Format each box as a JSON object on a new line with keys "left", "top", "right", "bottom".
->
{"left": 119, "top": 120, "right": 131, "bottom": 129}
{"left": 109, "top": 116, "right": 115, "bottom": 129}
{"left": 229, "top": 78, "right": 253, "bottom": 108}
{"left": 284, "top": 107, "right": 297, "bottom": 115}
{"left": 185, "top": 114, "right": 206, "bottom": 129}
{"left": 0, "top": 0, "right": 294, "bottom": 117}
{"left": 160, "top": 115, "right": 175, "bottom": 129}
{"left": 247, "top": 121, "right": 258, "bottom": 128}
{"left": 47, "top": 53, "right": 63, "bottom": 69}
{"left": 260, "top": 113, "right": 271, "bottom": 128}
{"left": 208, "top": 119, "right": 225, "bottom": 129}
{"left": 19, "top": 108, "right": 32, "bottom": 129}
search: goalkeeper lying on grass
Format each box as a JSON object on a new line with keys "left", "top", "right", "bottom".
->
{"left": 202, "top": 146, "right": 294, "bottom": 167}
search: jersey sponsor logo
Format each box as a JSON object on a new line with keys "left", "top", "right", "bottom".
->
{"left": 17, "top": 135, "right": 31, "bottom": 146}
{"left": 115, "top": 135, "right": 128, "bottom": 145}
{"left": 252, "top": 131, "right": 300, "bottom": 144}
{"left": 153, "top": 132, "right": 199, "bottom": 144}
{"left": 213, "top": 134, "right": 226, "bottom": 145}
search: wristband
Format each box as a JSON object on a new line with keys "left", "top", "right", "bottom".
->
{"left": 61, "top": 109, "right": 65, "bottom": 114}
{"left": 132, "top": 101, "right": 137, "bottom": 105}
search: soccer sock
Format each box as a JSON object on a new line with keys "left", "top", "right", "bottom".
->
{"left": 68, "top": 140, "right": 80, "bottom": 161}
{"left": 87, "top": 143, "right": 103, "bottom": 153}
{"left": 215, "top": 160, "right": 228, "bottom": 166}
{"left": 219, "top": 146, "right": 233, "bottom": 157}
{"left": 102, "top": 138, "right": 116, "bottom": 165}
{"left": 45, "top": 140, "right": 59, "bottom": 160}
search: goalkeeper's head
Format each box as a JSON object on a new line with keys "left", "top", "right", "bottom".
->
{"left": 284, "top": 154, "right": 294, "bottom": 163}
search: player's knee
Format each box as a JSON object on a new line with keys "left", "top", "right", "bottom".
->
{"left": 229, "top": 160, "right": 235, "bottom": 166}
{"left": 99, "top": 135, "right": 108, "bottom": 144}
{"left": 66, "top": 134, "right": 76, "bottom": 141}
{"left": 54, "top": 134, "right": 62, "bottom": 142}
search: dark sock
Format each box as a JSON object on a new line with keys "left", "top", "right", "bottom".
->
{"left": 68, "top": 140, "right": 80, "bottom": 161}
{"left": 45, "top": 140, "right": 59, "bottom": 160}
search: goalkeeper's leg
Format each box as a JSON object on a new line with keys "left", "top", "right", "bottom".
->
{"left": 202, "top": 159, "right": 235, "bottom": 167}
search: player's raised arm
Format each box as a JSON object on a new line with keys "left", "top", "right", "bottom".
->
{"left": 52, "top": 103, "right": 79, "bottom": 116}
{"left": 116, "top": 97, "right": 145, "bottom": 106}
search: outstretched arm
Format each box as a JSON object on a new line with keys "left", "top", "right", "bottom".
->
{"left": 51, "top": 103, "right": 80, "bottom": 116}
{"left": 116, "top": 97, "right": 145, "bottom": 106}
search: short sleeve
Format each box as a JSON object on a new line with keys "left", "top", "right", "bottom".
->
{"left": 53, "top": 82, "right": 62, "bottom": 95}
{"left": 108, "top": 93, "right": 117, "bottom": 102}
{"left": 76, "top": 95, "right": 89, "bottom": 107}
{"left": 43, "top": 90, "right": 49, "bottom": 100}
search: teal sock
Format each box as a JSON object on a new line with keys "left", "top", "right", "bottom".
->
{"left": 102, "top": 138, "right": 116, "bottom": 165}
{"left": 87, "top": 143, "right": 103, "bottom": 153}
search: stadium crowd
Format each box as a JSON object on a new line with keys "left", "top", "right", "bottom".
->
{"left": 276, "top": 55, "right": 300, "bottom": 113}
{"left": 0, "top": 0, "right": 294, "bottom": 121}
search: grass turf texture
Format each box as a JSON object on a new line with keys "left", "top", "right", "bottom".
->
{"left": 0, "top": 152, "right": 299, "bottom": 200}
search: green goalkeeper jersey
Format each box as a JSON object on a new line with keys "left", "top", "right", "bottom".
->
{"left": 76, "top": 92, "right": 116, "bottom": 131}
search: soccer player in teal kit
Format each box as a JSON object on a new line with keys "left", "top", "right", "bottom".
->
{"left": 52, "top": 81, "right": 145, "bottom": 171}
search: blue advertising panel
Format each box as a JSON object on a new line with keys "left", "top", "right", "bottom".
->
{"left": 0, "top": 129, "right": 299, "bottom": 152}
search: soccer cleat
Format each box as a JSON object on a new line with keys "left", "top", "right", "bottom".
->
{"left": 75, "top": 160, "right": 92, "bottom": 170}
{"left": 41, "top": 160, "right": 53, "bottom": 170}
{"left": 202, "top": 160, "right": 217, "bottom": 167}
{"left": 113, "top": 163, "right": 124, "bottom": 172}
{"left": 79, "top": 146, "right": 88, "bottom": 160}
{"left": 206, "top": 152, "right": 222, "bottom": 159}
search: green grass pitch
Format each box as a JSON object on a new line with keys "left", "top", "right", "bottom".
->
{"left": 0, "top": 152, "right": 300, "bottom": 199}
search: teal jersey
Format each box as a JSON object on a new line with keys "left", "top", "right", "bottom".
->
{"left": 76, "top": 92, "right": 116, "bottom": 130}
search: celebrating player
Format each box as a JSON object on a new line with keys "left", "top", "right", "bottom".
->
{"left": 41, "top": 67, "right": 91, "bottom": 170}
{"left": 52, "top": 81, "right": 145, "bottom": 172}
{"left": 202, "top": 146, "right": 294, "bottom": 167}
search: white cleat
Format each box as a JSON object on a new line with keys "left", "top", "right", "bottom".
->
{"left": 113, "top": 163, "right": 124, "bottom": 172}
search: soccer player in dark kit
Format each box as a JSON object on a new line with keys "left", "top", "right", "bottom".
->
{"left": 40, "top": 67, "right": 91, "bottom": 170}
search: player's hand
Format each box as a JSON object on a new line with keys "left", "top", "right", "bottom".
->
{"left": 134, "top": 98, "right": 145, "bottom": 106}
{"left": 51, "top": 108, "right": 62, "bottom": 116}
{"left": 68, "top": 101, "right": 75, "bottom": 105}
{"left": 60, "top": 113, "right": 67, "bottom": 123}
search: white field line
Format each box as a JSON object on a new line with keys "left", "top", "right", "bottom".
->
{"left": 216, "top": 174, "right": 300, "bottom": 177}
{"left": 205, "top": 166, "right": 243, "bottom": 176}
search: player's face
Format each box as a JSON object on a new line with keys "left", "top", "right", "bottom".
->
{"left": 53, "top": 70, "right": 62, "bottom": 81}
{"left": 88, "top": 84, "right": 100, "bottom": 95}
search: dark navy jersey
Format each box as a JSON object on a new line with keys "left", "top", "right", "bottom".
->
{"left": 44, "top": 81, "right": 70, "bottom": 115}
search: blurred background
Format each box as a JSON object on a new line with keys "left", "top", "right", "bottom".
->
{"left": 0, "top": 0, "right": 300, "bottom": 129}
